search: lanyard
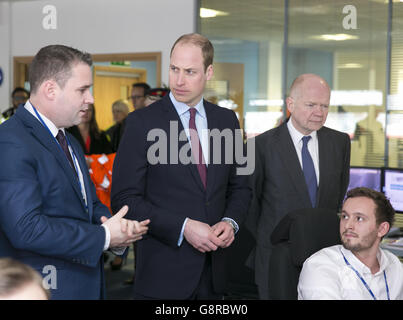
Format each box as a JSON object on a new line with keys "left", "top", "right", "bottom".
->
{"left": 31, "top": 105, "right": 87, "bottom": 208}
{"left": 340, "top": 249, "right": 390, "bottom": 300}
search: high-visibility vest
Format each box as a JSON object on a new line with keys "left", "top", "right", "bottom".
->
{"left": 86, "top": 153, "right": 116, "bottom": 213}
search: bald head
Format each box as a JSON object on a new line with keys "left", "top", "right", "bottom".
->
{"left": 286, "top": 73, "right": 331, "bottom": 135}
{"left": 289, "top": 73, "right": 330, "bottom": 100}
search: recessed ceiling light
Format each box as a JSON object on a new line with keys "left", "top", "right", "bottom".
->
{"left": 371, "top": 0, "right": 403, "bottom": 3}
{"left": 310, "top": 33, "right": 359, "bottom": 41}
{"left": 200, "top": 8, "right": 229, "bottom": 18}
{"left": 337, "top": 63, "right": 363, "bottom": 69}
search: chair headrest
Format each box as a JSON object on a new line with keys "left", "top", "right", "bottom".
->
{"left": 271, "top": 208, "right": 341, "bottom": 266}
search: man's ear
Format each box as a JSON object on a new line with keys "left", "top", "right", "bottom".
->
{"left": 40, "top": 80, "right": 58, "bottom": 101}
{"left": 206, "top": 64, "right": 213, "bottom": 81}
{"left": 378, "top": 221, "right": 390, "bottom": 239}
{"left": 286, "top": 96, "right": 294, "bottom": 114}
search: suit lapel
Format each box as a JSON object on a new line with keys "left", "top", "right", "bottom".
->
{"left": 68, "top": 134, "right": 93, "bottom": 221}
{"left": 274, "top": 123, "right": 312, "bottom": 208}
{"left": 204, "top": 101, "right": 217, "bottom": 195}
{"left": 16, "top": 107, "right": 88, "bottom": 212}
{"left": 316, "top": 128, "right": 328, "bottom": 206}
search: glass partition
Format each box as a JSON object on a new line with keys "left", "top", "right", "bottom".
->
{"left": 199, "top": 0, "right": 390, "bottom": 168}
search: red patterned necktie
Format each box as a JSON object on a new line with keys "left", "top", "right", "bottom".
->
{"left": 188, "top": 108, "right": 207, "bottom": 188}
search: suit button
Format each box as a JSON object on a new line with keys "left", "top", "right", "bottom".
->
{"left": 206, "top": 202, "right": 210, "bottom": 206}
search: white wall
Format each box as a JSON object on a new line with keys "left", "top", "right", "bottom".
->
{"left": 0, "top": 2, "right": 11, "bottom": 112}
{"left": 0, "top": 0, "right": 197, "bottom": 111}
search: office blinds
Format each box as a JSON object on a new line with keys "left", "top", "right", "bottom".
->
{"left": 389, "top": 4, "right": 403, "bottom": 169}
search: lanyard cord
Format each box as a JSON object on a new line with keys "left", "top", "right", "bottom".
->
{"left": 340, "top": 249, "right": 390, "bottom": 300}
{"left": 31, "top": 105, "right": 87, "bottom": 208}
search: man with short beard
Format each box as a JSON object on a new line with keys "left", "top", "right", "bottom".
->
{"left": 298, "top": 187, "right": 403, "bottom": 300}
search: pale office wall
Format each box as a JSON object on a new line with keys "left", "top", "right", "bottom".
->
{"left": 0, "top": 0, "right": 197, "bottom": 111}
{"left": 0, "top": 2, "right": 11, "bottom": 112}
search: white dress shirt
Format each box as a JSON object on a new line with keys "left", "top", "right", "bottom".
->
{"left": 287, "top": 117, "right": 320, "bottom": 185}
{"left": 298, "top": 245, "right": 403, "bottom": 300}
{"left": 24, "top": 101, "right": 114, "bottom": 251}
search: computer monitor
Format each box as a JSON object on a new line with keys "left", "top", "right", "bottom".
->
{"left": 348, "top": 167, "right": 382, "bottom": 192}
{"left": 383, "top": 168, "right": 403, "bottom": 213}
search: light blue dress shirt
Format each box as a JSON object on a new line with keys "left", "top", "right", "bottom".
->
{"left": 168, "top": 93, "right": 239, "bottom": 246}
{"left": 169, "top": 92, "right": 209, "bottom": 166}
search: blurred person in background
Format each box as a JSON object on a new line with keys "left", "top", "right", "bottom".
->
{"left": 2, "top": 87, "right": 30, "bottom": 120}
{"left": 130, "top": 82, "right": 150, "bottom": 110}
{"left": 67, "top": 103, "right": 113, "bottom": 156}
{"left": 106, "top": 99, "right": 130, "bottom": 153}
{"left": 144, "top": 87, "right": 169, "bottom": 107}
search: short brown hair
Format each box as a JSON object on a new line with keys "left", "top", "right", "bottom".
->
{"left": 29, "top": 44, "right": 92, "bottom": 94}
{"left": 170, "top": 33, "right": 214, "bottom": 71}
{"left": 0, "top": 258, "right": 50, "bottom": 299}
{"left": 345, "top": 187, "right": 395, "bottom": 227}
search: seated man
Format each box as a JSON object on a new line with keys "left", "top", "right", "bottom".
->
{"left": 298, "top": 187, "right": 403, "bottom": 300}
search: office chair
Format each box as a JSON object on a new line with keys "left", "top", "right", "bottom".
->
{"left": 269, "top": 208, "right": 341, "bottom": 300}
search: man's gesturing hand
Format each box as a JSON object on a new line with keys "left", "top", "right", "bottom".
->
{"left": 100, "top": 205, "right": 150, "bottom": 248}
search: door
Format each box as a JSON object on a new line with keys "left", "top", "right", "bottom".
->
{"left": 92, "top": 65, "right": 146, "bottom": 130}
{"left": 13, "top": 52, "right": 161, "bottom": 130}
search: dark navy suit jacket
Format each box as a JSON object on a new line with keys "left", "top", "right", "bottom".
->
{"left": 0, "top": 106, "right": 111, "bottom": 299}
{"left": 111, "top": 95, "right": 251, "bottom": 299}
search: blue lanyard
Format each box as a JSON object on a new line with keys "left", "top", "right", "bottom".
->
{"left": 340, "top": 249, "right": 390, "bottom": 300}
{"left": 31, "top": 105, "right": 87, "bottom": 208}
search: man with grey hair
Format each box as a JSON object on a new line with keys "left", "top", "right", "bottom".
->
{"left": 246, "top": 73, "right": 351, "bottom": 299}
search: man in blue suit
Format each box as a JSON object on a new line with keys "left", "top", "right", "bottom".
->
{"left": 0, "top": 45, "right": 149, "bottom": 299}
{"left": 111, "top": 33, "right": 251, "bottom": 299}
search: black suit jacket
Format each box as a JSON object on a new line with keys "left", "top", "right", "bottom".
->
{"left": 111, "top": 95, "right": 251, "bottom": 299}
{"left": 246, "top": 121, "right": 350, "bottom": 297}
{"left": 67, "top": 126, "right": 113, "bottom": 155}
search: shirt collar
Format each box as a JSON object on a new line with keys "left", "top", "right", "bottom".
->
{"left": 340, "top": 245, "right": 389, "bottom": 275}
{"left": 287, "top": 116, "right": 317, "bottom": 144}
{"left": 377, "top": 248, "right": 390, "bottom": 274}
{"left": 25, "top": 100, "right": 63, "bottom": 138}
{"left": 169, "top": 92, "right": 206, "bottom": 119}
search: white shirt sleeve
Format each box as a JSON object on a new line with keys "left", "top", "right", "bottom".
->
{"left": 101, "top": 224, "right": 126, "bottom": 255}
{"left": 298, "top": 254, "right": 343, "bottom": 300}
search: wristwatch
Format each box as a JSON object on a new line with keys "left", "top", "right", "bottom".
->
{"left": 223, "top": 218, "right": 238, "bottom": 233}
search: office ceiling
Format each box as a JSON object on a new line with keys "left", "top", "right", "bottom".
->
{"left": 200, "top": 0, "right": 403, "bottom": 51}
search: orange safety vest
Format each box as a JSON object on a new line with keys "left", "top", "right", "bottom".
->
{"left": 85, "top": 153, "right": 116, "bottom": 213}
